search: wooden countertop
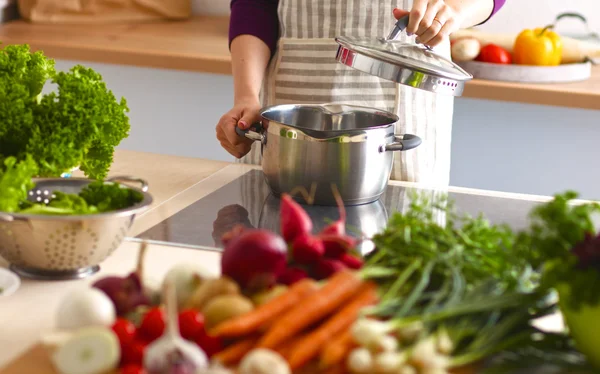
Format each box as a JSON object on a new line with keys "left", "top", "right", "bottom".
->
{"left": 0, "top": 150, "right": 567, "bottom": 373}
{"left": 0, "top": 16, "right": 599, "bottom": 110}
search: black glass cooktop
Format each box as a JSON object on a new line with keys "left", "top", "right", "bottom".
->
{"left": 136, "top": 170, "right": 544, "bottom": 252}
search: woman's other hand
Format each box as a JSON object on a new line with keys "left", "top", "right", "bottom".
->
{"left": 393, "top": 0, "right": 461, "bottom": 48}
{"left": 215, "top": 97, "right": 262, "bottom": 158}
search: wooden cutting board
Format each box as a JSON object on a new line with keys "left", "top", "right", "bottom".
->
{"left": 0, "top": 343, "right": 478, "bottom": 374}
{"left": 457, "top": 60, "right": 593, "bottom": 83}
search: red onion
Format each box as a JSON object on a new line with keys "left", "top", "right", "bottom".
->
{"left": 221, "top": 230, "right": 288, "bottom": 292}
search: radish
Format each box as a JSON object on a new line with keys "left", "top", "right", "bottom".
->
{"left": 320, "top": 184, "right": 347, "bottom": 237}
{"left": 339, "top": 253, "right": 364, "bottom": 270}
{"left": 56, "top": 287, "right": 116, "bottom": 330}
{"left": 321, "top": 235, "right": 357, "bottom": 258}
{"left": 93, "top": 241, "right": 150, "bottom": 316}
{"left": 313, "top": 258, "right": 347, "bottom": 280}
{"left": 277, "top": 267, "right": 309, "bottom": 286}
{"left": 221, "top": 229, "right": 288, "bottom": 292}
{"left": 292, "top": 234, "right": 325, "bottom": 265}
{"left": 43, "top": 327, "right": 120, "bottom": 374}
{"left": 280, "top": 194, "right": 313, "bottom": 243}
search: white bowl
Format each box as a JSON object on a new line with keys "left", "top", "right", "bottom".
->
{"left": 0, "top": 268, "right": 21, "bottom": 297}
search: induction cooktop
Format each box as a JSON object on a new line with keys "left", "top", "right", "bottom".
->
{"left": 136, "top": 170, "right": 542, "bottom": 251}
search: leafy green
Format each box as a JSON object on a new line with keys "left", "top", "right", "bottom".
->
{"left": 0, "top": 43, "right": 130, "bottom": 180}
{"left": 360, "top": 191, "right": 569, "bottom": 371}
{"left": 515, "top": 191, "right": 600, "bottom": 311}
{"left": 18, "top": 181, "right": 144, "bottom": 215}
{"left": 0, "top": 156, "right": 38, "bottom": 213}
{"left": 0, "top": 44, "right": 55, "bottom": 157}
{"left": 366, "top": 191, "right": 532, "bottom": 296}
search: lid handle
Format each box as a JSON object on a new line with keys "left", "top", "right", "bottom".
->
{"left": 387, "top": 15, "right": 410, "bottom": 40}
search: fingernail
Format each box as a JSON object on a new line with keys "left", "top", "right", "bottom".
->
{"left": 407, "top": 32, "right": 414, "bottom": 36}
{"left": 238, "top": 120, "right": 248, "bottom": 129}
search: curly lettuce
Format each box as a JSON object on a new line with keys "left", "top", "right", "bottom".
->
{"left": 0, "top": 156, "right": 38, "bottom": 213}
{"left": 0, "top": 43, "right": 130, "bottom": 180}
{"left": 18, "top": 181, "right": 144, "bottom": 215}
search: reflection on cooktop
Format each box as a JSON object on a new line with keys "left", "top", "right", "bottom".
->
{"left": 137, "top": 170, "right": 542, "bottom": 250}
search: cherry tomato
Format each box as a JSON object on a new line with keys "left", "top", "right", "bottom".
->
{"left": 138, "top": 307, "right": 165, "bottom": 342}
{"left": 121, "top": 339, "right": 147, "bottom": 366}
{"left": 112, "top": 318, "right": 137, "bottom": 347}
{"left": 178, "top": 309, "right": 205, "bottom": 341}
{"left": 120, "top": 364, "right": 146, "bottom": 374}
{"left": 195, "top": 332, "right": 223, "bottom": 358}
{"left": 476, "top": 44, "right": 512, "bottom": 64}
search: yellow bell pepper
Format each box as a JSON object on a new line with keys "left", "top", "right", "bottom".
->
{"left": 513, "top": 26, "right": 563, "bottom": 66}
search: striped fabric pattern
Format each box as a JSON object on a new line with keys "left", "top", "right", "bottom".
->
{"left": 238, "top": 0, "right": 454, "bottom": 189}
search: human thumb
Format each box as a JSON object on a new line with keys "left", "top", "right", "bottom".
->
{"left": 238, "top": 109, "right": 261, "bottom": 131}
{"left": 393, "top": 8, "right": 409, "bottom": 20}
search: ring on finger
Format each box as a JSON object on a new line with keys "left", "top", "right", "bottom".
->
{"left": 433, "top": 17, "right": 444, "bottom": 26}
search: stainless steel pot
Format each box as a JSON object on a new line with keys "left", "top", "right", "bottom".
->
{"left": 236, "top": 103, "right": 421, "bottom": 206}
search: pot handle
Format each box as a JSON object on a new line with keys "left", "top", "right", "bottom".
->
{"left": 235, "top": 123, "right": 265, "bottom": 143}
{"left": 107, "top": 176, "right": 149, "bottom": 192}
{"left": 0, "top": 212, "right": 14, "bottom": 222}
{"left": 381, "top": 134, "right": 422, "bottom": 152}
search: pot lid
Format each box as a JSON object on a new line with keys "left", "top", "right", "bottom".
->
{"left": 335, "top": 16, "right": 473, "bottom": 96}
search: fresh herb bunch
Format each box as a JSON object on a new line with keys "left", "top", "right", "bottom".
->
{"left": 0, "top": 43, "right": 130, "bottom": 180}
{"left": 18, "top": 181, "right": 144, "bottom": 215}
{"left": 366, "top": 191, "right": 532, "bottom": 295}
{"left": 515, "top": 191, "right": 600, "bottom": 311}
{"left": 360, "top": 191, "right": 565, "bottom": 371}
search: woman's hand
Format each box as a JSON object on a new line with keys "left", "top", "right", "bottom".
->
{"left": 215, "top": 97, "right": 262, "bottom": 159}
{"left": 393, "top": 0, "right": 462, "bottom": 48}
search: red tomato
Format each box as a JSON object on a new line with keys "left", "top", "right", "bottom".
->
{"left": 121, "top": 340, "right": 147, "bottom": 366}
{"left": 476, "top": 44, "right": 512, "bottom": 64}
{"left": 178, "top": 309, "right": 206, "bottom": 341}
{"left": 112, "top": 318, "right": 137, "bottom": 347}
{"left": 120, "top": 364, "right": 146, "bottom": 374}
{"left": 194, "top": 332, "right": 224, "bottom": 358}
{"left": 138, "top": 307, "right": 165, "bottom": 342}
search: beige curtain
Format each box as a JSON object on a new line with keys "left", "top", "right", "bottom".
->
{"left": 18, "top": 0, "right": 191, "bottom": 23}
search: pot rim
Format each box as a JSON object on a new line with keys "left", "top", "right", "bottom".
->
{"left": 259, "top": 103, "right": 399, "bottom": 133}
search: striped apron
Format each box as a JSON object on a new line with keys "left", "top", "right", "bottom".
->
{"left": 239, "top": 0, "right": 452, "bottom": 225}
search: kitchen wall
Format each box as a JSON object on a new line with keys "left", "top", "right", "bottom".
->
{"left": 52, "top": 0, "right": 600, "bottom": 200}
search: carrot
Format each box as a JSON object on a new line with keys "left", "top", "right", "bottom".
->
{"left": 287, "top": 282, "right": 378, "bottom": 370}
{"left": 274, "top": 332, "right": 308, "bottom": 360}
{"left": 212, "top": 336, "right": 259, "bottom": 365}
{"left": 321, "top": 365, "right": 346, "bottom": 374}
{"left": 257, "top": 270, "right": 364, "bottom": 349}
{"left": 319, "top": 329, "right": 356, "bottom": 369}
{"left": 211, "top": 278, "right": 319, "bottom": 338}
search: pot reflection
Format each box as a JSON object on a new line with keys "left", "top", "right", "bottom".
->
{"left": 212, "top": 204, "right": 254, "bottom": 247}
{"left": 258, "top": 194, "right": 388, "bottom": 255}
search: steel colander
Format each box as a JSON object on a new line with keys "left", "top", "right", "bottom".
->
{"left": 0, "top": 176, "right": 153, "bottom": 280}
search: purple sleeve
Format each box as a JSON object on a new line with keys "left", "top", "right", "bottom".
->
{"left": 477, "top": 0, "right": 506, "bottom": 25}
{"left": 229, "top": 0, "right": 280, "bottom": 56}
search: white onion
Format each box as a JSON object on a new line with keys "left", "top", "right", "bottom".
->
{"left": 163, "top": 263, "right": 215, "bottom": 309}
{"left": 347, "top": 347, "right": 374, "bottom": 374}
{"left": 50, "top": 327, "right": 120, "bottom": 374}
{"left": 56, "top": 288, "right": 116, "bottom": 330}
